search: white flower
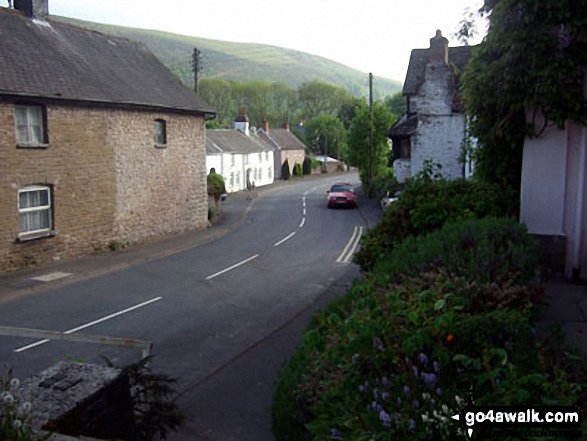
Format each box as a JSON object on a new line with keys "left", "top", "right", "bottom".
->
{"left": 442, "top": 404, "right": 449, "bottom": 414}
{"left": 9, "top": 378, "right": 20, "bottom": 389}
{"left": 3, "top": 392, "right": 14, "bottom": 404}
{"left": 22, "top": 402, "right": 32, "bottom": 412}
{"left": 455, "top": 395, "right": 464, "bottom": 406}
{"left": 421, "top": 413, "right": 430, "bottom": 423}
{"left": 422, "top": 393, "right": 430, "bottom": 400}
{"left": 13, "top": 419, "right": 22, "bottom": 429}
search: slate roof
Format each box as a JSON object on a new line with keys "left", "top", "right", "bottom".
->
{"left": 206, "top": 130, "right": 272, "bottom": 155}
{"left": 257, "top": 128, "right": 306, "bottom": 151}
{"left": 0, "top": 7, "right": 215, "bottom": 114}
{"left": 402, "top": 46, "right": 473, "bottom": 96}
{"left": 387, "top": 113, "right": 418, "bottom": 137}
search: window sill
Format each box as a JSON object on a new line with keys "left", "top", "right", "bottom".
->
{"left": 17, "top": 143, "right": 50, "bottom": 149}
{"left": 154, "top": 143, "right": 167, "bottom": 149}
{"left": 16, "top": 230, "right": 57, "bottom": 243}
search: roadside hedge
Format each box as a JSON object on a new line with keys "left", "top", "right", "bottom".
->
{"left": 354, "top": 176, "right": 519, "bottom": 272}
{"left": 271, "top": 218, "right": 586, "bottom": 440}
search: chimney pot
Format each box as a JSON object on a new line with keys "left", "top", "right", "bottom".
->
{"left": 260, "top": 118, "right": 269, "bottom": 132}
{"left": 281, "top": 122, "right": 289, "bottom": 131}
{"left": 429, "top": 29, "right": 449, "bottom": 65}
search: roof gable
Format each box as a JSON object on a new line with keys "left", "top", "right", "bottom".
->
{"left": 0, "top": 8, "right": 214, "bottom": 114}
{"left": 402, "top": 46, "right": 473, "bottom": 96}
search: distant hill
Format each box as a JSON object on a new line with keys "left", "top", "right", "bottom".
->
{"left": 53, "top": 16, "right": 402, "bottom": 100}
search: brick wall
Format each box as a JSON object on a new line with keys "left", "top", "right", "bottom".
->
{"left": 281, "top": 150, "right": 305, "bottom": 174}
{"left": 0, "top": 101, "right": 208, "bottom": 272}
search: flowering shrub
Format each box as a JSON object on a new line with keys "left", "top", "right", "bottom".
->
{"left": 271, "top": 218, "right": 587, "bottom": 440}
{"left": 0, "top": 369, "right": 47, "bottom": 441}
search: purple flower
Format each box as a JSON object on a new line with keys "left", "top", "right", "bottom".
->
{"left": 381, "top": 376, "right": 389, "bottom": 387}
{"left": 394, "top": 413, "right": 402, "bottom": 426}
{"left": 373, "top": 337, "right": 384, "bottom": 351}
{"left": 403, "top": 385, "right": 410, "bottom": 396}
{"left": 381, "top": 392, "right": 390, "bottom": 401}
{"left": 412, "top": 365, "right": 419, "bottom": 377}
{"left": 436, "top": 387, "right": 443, "bottom": 396}
{"left": 409, "top": 419, "right": 416, "bottom": 431}
{"left": 397, "top": 397, "right": 402, "bottom": 406}
{"left": 330, "top": 428, "right": 342, "bottom": 438}
{"left": 359, "top": 385, "right": 366, "bottom": 393}
{"left": 412, "top": 399, "right": 420, "bottom": 409}
{"left": 419, "top": 353, "right": 429, "bottom": 365}
{"left": 495, "top": 378, "right": 501, "bottom": 387}
{"left": 380, "top": 410, "right": 391, "bottom": 427}
{"left": 373, "top": 388, "right": 379, "bottom": 400}
{"left": 433, "top": 361, "right": 440, "bottom": 373}
{"left": 372, "top": 401, "right": 382, "bottom": 412}
{"left": 422, "top": 372, "right": 437, "bottom": 387}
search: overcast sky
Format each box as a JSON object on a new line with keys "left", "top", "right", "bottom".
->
{"left": 1, "top": 0, "right": 486, "bottom": 83}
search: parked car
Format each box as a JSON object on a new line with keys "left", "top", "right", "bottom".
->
{"left": 380, "top": 190, "right": 402, "bottom": 210}
{"left": 327, "top": 183, "right": 357, "bottom": 208}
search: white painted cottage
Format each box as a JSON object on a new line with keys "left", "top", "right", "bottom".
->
{"left": 206, "top": 110, "right": 274, "bottom": 193}
{"left": 387, "top": 30, "right": 474, "bottom": 182}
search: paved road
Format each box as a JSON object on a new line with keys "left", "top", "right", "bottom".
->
{"left": 0, "top": 173, "right": 382, "bottom": 440}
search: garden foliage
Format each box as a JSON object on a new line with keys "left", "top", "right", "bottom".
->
{"left": 354, "top": 172, "right": 518, "bottom": 271}
{"left": 272, "top": 217, "right": 586, "bottom": 440}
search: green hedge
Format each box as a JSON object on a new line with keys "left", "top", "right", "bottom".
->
{"left": 272, "top": 218, "right": 586, "bottom": 440}
{"left": 354, "top": 177, "right": 519, "bottom": 272}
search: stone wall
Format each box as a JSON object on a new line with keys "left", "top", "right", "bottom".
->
{"left": 0, "top": 100, "right": 208, "bottom": 272}
{"left": 281, "top": 150, "right": 305, "bottom": 175}
{"left": 0, "top": 102, "right": 116, "bottom": 271}
{"left": 111, "top": 110, "right": 208, "bottom": 244}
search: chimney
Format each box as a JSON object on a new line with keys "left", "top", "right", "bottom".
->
{"left": 260, "top": 118, "right": 269, "bottom": 133}
{"left": 281, "top": 122, "right": 289, "bottom": 131}
{"left": 14, "top": 0, "right": 48, "bottom": 19}
{"left": 234, "top": 107, "right": 250, "bottom": 136}
{"left": 429, "top": 30, "right": 449, "bottom": 65}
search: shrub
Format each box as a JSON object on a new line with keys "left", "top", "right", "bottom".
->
{"left": 272, "top": 218, "right": 585, "bottom": 441}
{"left": 302, "top": 157, "right": 312, "bottom": 175}
{"left": 292, "top": 163, "right": 303, "bottom": 177}
{"left": 281, "top": 159, "right": 291, "bottom": 180}
{"left": 206, "top": 172, "right": 226, "bottom": 201}
{"left": 355, "top": 176, "right": 519, "bottom": 272}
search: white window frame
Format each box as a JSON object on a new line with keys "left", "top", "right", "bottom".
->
{"left": 18, "top": 185, "right": 53, "bottom": 239}
{"left": 154, "top": 119, "right": 167, "bottom": 147}
{"left": 14, "top": 104, "right": 48, "bottom": 147}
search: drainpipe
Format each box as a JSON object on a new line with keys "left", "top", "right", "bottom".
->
{"left": 572, "top": 126, "right": 586, "bottom": 280}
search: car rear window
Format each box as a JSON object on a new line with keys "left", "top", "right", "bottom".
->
{"left": 330, "top": 185, "right": 353, "bottom": 192}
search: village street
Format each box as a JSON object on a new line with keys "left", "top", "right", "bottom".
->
{"left": 0, "top": 173, "right": 382, "bottom": 440}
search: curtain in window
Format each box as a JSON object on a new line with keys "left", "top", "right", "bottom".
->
{"left": 15, "top": 105, "right": 43, "bottom": 144}
{"left": 18, "top": 188, "right": 51, "bottom": 233}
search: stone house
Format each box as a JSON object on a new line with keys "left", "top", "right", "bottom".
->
{"left": 387, "top": 30, "right": 474, "bottom": 182}
{"left": 206, "top": 110, "right": 274, "bottom": 193}
{"left": 257, "top": 120, "right": 306, "bottom": 179}
{"left": 0, "top": 1, "right": 215, "bottom": 271}
{"left": 520, "top": 76, "right": 587, "bottom": 281}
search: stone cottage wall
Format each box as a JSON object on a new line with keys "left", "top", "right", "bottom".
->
{"left": 0, "top": 101, "right": 209, "bottom": 272}
{"left": 111, "top": 110, "right": 208, "bottom": 244}
{"left": 0, "top": 101, "right": 117, "bottom": 271}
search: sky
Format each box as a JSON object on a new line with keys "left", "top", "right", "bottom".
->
{"left": 0, "top": 0, "right": 486, "bottom": 83}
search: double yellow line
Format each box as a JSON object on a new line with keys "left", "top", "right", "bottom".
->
{"left": 336, "top": 226, "right": 363, "bottom": 263}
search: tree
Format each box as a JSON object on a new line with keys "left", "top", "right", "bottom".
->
{"left": 347, "top": 102, "right": 394, "bottom": 196}
{"left": 199, "top": 78, "right": 234, "bottom": 127}
{"left": 297, "top": 80, "right": 351, "bottom": 120}
{"left": 383, "top": 92, "right": 406, "bottom": 120}
{"left": 462, "top": 0, "right": 587, "bottom": 190}
{"left": 303, "top": 114, "right": 348, "bottom": 162}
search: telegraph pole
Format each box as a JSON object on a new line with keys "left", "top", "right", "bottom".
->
{"left": 192, "top": 48, "right": 202, "bottom": 95}
{"left": 368, "top": 72, "right": 374, "bottom": 198}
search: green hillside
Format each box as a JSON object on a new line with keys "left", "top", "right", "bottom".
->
{"left": 54, "top": 16, "right": 402, "bottom": 100}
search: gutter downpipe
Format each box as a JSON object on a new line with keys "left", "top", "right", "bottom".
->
{"left": 572, "top": 125, "right": 586, "bottom": 281}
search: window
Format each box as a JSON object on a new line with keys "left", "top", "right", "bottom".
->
{"left": 235, "top": 171, "right": 240, "bottom": 185}
{"left": 268, "top": 167, "right": 272, "bottom": 180}
{"left": 231, "top": 154, "right": 235, "bottom": 166}
{"left": 154, "top": 119, "right": 167, "bottom": 147}
{"left": 230, "top": 172, "right": 235, "bottom": 188}
{"left": 18, "top": 185, "right": 53, "bottom": 238}
{"left": 265, "top": 152, "right": 269, "bottom": 161}
{"left": 259, "top": 153, "right": 262, "bottom": 162}
{"left": 14, "top": 104, "right": 48, "bottom": 147}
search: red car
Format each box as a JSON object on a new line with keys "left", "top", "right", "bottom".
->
{"left": 327, "top": 183, "right": 357, "bottom": 208}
